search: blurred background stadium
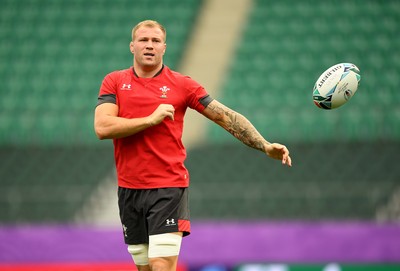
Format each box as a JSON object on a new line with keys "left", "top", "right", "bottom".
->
{"left": 0, "top": 0, "right": 399, "bottom": 270}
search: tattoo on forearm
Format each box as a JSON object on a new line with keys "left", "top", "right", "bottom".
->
{"left": 208, "top": 103, "right": 266, "bottom": 152}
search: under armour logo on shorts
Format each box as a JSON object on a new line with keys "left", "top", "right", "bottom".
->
{"left": 166, "top": 219, "right": 176, "bottom": 226}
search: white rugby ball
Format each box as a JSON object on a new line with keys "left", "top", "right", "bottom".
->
{"left": 312, "top": 63, "right": 361, "bottom": 109}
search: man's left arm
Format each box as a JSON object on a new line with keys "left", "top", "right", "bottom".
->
{"left": 201, "top": 99, "right": 292, "bottom": 166}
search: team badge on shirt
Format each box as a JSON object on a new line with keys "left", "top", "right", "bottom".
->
{"left": 160, "top": 86, "right": 170, "bottom": 98}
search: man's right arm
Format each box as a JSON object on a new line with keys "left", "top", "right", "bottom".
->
{"left": 94, "top": 103, "right": 175, "bottom": 140}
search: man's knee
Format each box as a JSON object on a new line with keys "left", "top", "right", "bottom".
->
{"left": 128, "top": 233, "right": 182, "bottom": 271}
{"left": 149, "top": 256, "right": 178, "bottom": 271}
{"left": 147, "top": 233, "right": 182, "bottom": 271}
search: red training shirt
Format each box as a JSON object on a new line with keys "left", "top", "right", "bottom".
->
{"left": 97, "top": 65, "right": 211, "bottom": 189}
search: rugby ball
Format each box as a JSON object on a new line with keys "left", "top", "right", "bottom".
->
{"left": 313, "top": 63, "right": 361, "bottom": 109}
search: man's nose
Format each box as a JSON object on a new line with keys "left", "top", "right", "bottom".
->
{"left": 145, "top": 41, "right": 154, "bottom": 48}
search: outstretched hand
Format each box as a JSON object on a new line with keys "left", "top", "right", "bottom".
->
{"left": 265, "top": 143, "right": 292, "bottom": 167}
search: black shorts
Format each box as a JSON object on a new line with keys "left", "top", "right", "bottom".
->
{"left": 118, "top": 187, "right": 191, "bottom": 245}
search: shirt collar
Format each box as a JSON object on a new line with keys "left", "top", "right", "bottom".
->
{"left": 132, "top": 64, "right": 164, "bottom": 78}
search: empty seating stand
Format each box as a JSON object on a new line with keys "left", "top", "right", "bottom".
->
{"left": 199, "top": 0, "right": 400, "bottom": 220}
{"left": 210, "top": 0, "right": 400, "bottom": 143}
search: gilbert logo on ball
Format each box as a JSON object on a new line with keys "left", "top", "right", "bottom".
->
{"left": 313, "top": 63, "right": 361, "bottom": 109}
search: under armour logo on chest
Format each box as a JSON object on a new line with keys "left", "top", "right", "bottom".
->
{"left": 121, "top": 84, "right": 131, "bottom": 90}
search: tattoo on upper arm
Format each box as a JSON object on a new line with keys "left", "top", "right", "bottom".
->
{"left": 207, "top": 102, "right": 265, "bottom": 152}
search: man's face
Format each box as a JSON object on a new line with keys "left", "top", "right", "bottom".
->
{"left": 130, "top": 26, "right": 166, "bottom": 69}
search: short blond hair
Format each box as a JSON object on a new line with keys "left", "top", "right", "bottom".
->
{"left": 131, "top": 20, "right": 167, "bottom": 42}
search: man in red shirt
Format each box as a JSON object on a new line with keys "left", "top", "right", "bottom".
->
{"left": 95, "top": 20, "right": 292, "bottom": 271}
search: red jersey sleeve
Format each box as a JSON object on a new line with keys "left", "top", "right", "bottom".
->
{"left": 184, "top": 76, "right": 210, "bottom": 112}
{"left": 99, "top": 71, "right": 119, "bottom": 96}
{"left": 97, "top": 71, "right": 120, "bottom": 106}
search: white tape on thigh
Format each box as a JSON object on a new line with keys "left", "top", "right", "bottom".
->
{"left": 127, "top": 244, "right": 149, "bottom": 265}
{"left": 148, "top": 233, "right": 182, "bottom": 258}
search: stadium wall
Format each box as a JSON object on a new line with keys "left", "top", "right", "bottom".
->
{"left": 1, "top": 222, "right": 400, "bottom": 270}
